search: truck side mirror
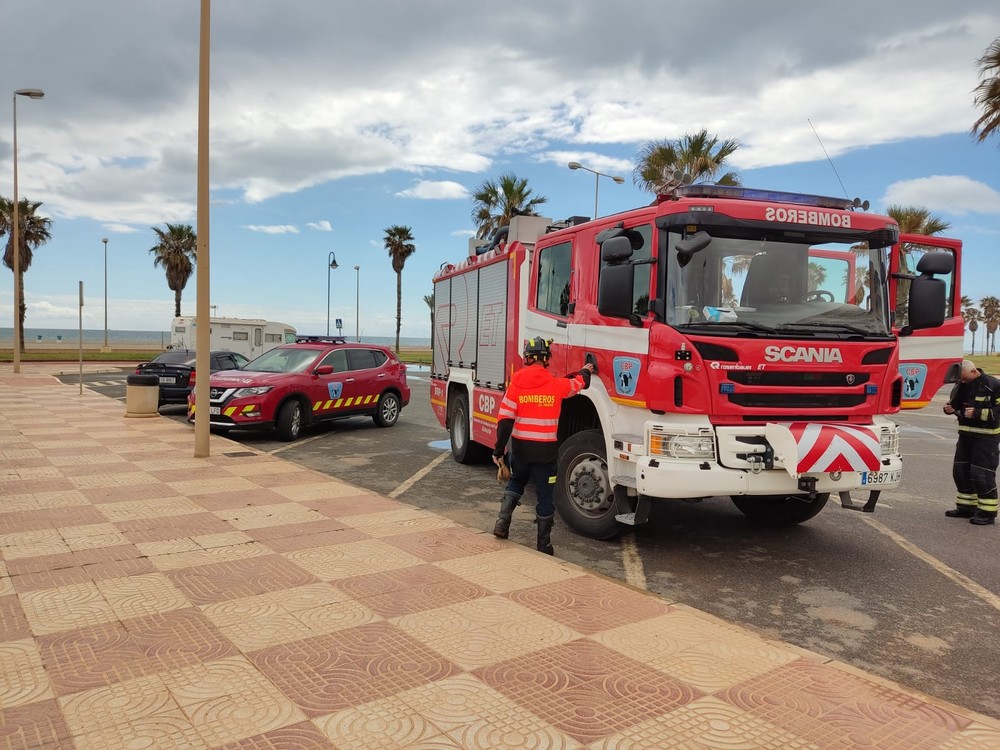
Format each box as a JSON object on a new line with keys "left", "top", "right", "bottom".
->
{"left": 915, "top": 251, "right": 953, "bottom": 276}
{"left": 601, "top": 236, "right": 633, "bottom": 264}
{"left": 598, "top": 264, "right": 634, "bottom": 319}
{"left": 676, "top": 231, "right": 712, "bottom": 268}
{"left": 906, "top": 254, "right": 950, "bottom": 330}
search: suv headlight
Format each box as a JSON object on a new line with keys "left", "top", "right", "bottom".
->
{"left": 233, "top": 386, "right": 273, "bottom": 398}
{"left": 649, "top": 433, "right": 716, "bottom": 460}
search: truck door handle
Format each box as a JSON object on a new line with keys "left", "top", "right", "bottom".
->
{"left": 345, "top": 378, "right": 355, "bottom": 383}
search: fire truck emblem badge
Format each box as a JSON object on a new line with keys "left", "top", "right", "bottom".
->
{"left": 612, "top": 357, "right": 641, "bottom": 397}
{"left": 327, "top": 382, "right": 343, "bottom": 399}
{"left": 846, "top": 374, "right": 855, "bottom": 385}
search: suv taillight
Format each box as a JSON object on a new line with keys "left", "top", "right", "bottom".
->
{"left": 189, "top": 370, "right": 196, "bottom": 387}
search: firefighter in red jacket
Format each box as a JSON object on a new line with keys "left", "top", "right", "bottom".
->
{"left": 492, "top": 337, "right": 594, "bottom": 554}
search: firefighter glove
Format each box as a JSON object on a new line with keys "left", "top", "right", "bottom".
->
{"left": 496, "top": 455, "right": 511, "bottom": 484}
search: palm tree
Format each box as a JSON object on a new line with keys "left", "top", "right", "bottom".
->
{"left": 980, "top": 295, "right": 1000, "bottom": 354}
{"left": 149, "top": 223, "right": 197, "bottom": 317}
{"left": 633, "top": 129, "right": 741, "bottom": 195}
{"left": 972, "top": 36, "right": 1000, "bottom": 143}
{"left": 0, "top": 197, "right": 53, "bottom": 352}
{"left": 382, "top": 225, "right": 416, "bottom": 353}
{"left": 471, "top": 173, "right": 547, "bottom": 241}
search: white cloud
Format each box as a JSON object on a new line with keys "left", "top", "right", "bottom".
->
{"left": 306, "top": 220, "right": 332, "bottom": 231}
{"left": 101, "top": 224, "right": 140, "bottom": 234}
{"left": 881, "top": 176, "right": 1000, "bottom": 216}
{"left": 543, "top": 150, "right": 633, "bottom": 177}
{"left": 396, "top": 180, "right": 470, "bottom": 199}
{"left": 242, "top": 225, "right": 300, "bottom": 234}
{"left": 450, "top": 229, "right": 476, "bottom": 238}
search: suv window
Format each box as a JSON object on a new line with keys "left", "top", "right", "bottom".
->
{"left": 319, "top": 349, "right": 349, "bottom": 372}
{"left": 371, "top": 350, "right": 388, "bottom": 367}
{"left": 347, "top": 348, "right": 378, "bottom": 371}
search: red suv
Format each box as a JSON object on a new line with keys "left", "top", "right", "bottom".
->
{"left": 188, "top": 336, "right": 409, "bottom": 441}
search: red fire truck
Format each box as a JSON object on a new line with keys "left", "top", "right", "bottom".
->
{"left": 431, "top": 185, "right": 963, "bottom": 539}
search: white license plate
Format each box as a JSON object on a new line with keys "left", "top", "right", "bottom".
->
{"left": 209, "top": 406, "right": 221, "bottom": 415}
{"left": 158, "top": 376, "right": 176, "bottom": 384}
{"left": 861, "top": 470, "right": 900, "bottom": 486}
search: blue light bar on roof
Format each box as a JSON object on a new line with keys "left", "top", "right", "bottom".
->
{"left": 676, "top": 184, "right": 856, "bottom": 211}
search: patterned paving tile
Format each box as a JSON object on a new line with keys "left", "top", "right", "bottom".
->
{"left": 116, "top": 511, "right": 233, "bottom": 543}
{"left": 166, "top": 554, "right": 320, "bottom": 605}
{"left": 313, "top": 694, "right": 461, "bottom": 749}
{"left": 591, "top": 609, "right": 800, "bottom": 693}
{"left": 248, "top": 519, "right": 367, "bottom": 553}
{"left": 590, "top": 694, "right": 816, "bottom": 749}
{"left": 249, "top": 621, "right": 460, "bottom": 716}
{"left": 80, "top": 481, "right": 181, "bottom": 504}
{"left": 0, "top": 699, "right": 74, "bottom": 750}
{"left": 299, "top": 493, "right": 405, "bottom": 517}
{"left": 284, "top": 539, "right": 423, "bottom": 581}
{"left": 333, "top": 564, "right": 489, "bottom": 618}
{"left": 95, "top": 572, "right": 192, "bottom": 620}
{"left": 212, "top": 721, "right": 336, "bottom": 749}
{"left": 168, "top": 476, "right": 261, "bottom": 496}
{"left": 506, "top": 574, "right": 671, "bottom": 635}
{"left": 159, "top": 657, "right": 307, "bottom": 745}
{"left": 214, "top": 502, "right": 327, "bottom": 531}
{"left": 382, "top": 526, "right": 505, "bottom": 562}
{"left": 0, "top": 505, "right": 107, "bottom": 534}
{"left": 394, "top": 595, "right": 580, "bottom": 670}
{"left": 337, "top": 507, "right": 456, "bottom": 538}
{"left": 38, "top": 608, "right": 237, "bottom": 695}
{"left": 272, "top": 482, "right": 385, "bottom": 503}
{"left": 719, "top": 658, "right": 972, "bottom": 749}
{"left": 20, "top": 580, "right": 119, "bottom": 635}
{"left": 0, "top": 594, "right": 30, "bottom": 641}
{"left": 0, "top": 528, "right": 71, "bottom": 559}
{"left": 396, "top": 674, "right": 584, "bottom": 749}
{"left": 148, "top": 541, "right": 272, "bottom": 571}
{"left": 200, "top": 584, "right": 376, "bottom": 651}
{"left": 60, "top": 522, "right": 130, "bottom": 551}
{"left": 67, "top": 470, "right": 160, "bottom": 490}
{"left": 188, "top": 487, "right": 293, "bottom": 511}
{"left": 435, "top": 548, "right": 585, "bottom": 594}
{"left": 0, "top": 638, "right": 54, "bottom": 708}
{"left": 95, "top": 495, "right": 206, "bottom": 522}
{"left": 475, "top": 639, "right": 702, "bottom": 744}
{"left": 0, "top": 489, "right": 91, "bottom": 514}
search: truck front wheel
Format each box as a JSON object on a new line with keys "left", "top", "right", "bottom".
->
{"left": 448, "top": 393, "right": 489, "bottom": 464}
{"left": 555, "top": 429, "right": 621, "bottom": 540}
{"left": 730, "top": 493, "right": 829, "bottom": 526}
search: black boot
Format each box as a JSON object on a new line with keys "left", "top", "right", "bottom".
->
{"left": 970, "top": 510, "right": 997, "bottom": 525}
{"left": 945, "top": 506, "right": 977, "bottom": 518}
{"left": 493, "top": 492, "right": 521, "bottom": 538}
{"left": 535, "top": 514, "right": 554, "bottom": 555}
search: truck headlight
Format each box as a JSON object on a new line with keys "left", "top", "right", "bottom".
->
{"left": 880, "top": 428, "right": 899, "bottom": 455}
{"left": 233, "top": 386, "right": 273, "bottom": 398}
{"left": 650, "top": 433, "right": 716, "bottom": 460}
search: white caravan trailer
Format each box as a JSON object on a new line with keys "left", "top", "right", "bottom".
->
{"left": 169, "top": 316, "right": 297, "bottom": 360}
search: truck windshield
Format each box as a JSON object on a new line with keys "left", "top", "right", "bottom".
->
{"left": 243, "top": 347, "right": 319, "bottom": 373}
{"left": 664, "top": 230, "right": 891, "bottom": 337}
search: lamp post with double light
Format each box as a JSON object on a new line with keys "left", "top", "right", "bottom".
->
{"left": 567, "top": 161, "right": 624, "bottom": 220}
{"left": 10, "top": 88, "right": 45, "bottom": 374}
{"left": 326, "top": 251, "right": 339, "bottom": 335}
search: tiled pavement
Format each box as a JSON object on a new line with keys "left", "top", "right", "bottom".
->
{"left": 2, "top": 365, "right": 1000, "bottom": 749}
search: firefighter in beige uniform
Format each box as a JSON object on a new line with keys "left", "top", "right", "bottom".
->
{"left": 492, "top": 338, "right": 593, "bottom": 554}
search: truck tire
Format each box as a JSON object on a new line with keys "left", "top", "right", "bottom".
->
{"left": 276, "top": 400, "right": 304, "bottom": 442}
{"left": 554, "top": 429, "right": 621, "bottom": 540}
{"left": 449, "top": 392, "right": 489, "bottom": 464}
{"left": 730, "top": 493, "right": 829, "bottom": 526}
{"left": 372, "top": 392, "right": 400, "bottom": 428}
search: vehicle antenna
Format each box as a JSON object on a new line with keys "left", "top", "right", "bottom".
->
{"left": 807, "top": 119, "right": 850, "bottom": 200}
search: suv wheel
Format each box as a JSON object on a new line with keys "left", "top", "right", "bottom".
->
{"left": 373, "top": 392, "right": 400, "bottom": 427}
{"left": 276, "top": 400, "right": 304, "bottom": 441}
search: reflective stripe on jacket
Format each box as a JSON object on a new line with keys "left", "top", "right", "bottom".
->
{"left": 497, "top": 363, "right": 586, "bottom": 443}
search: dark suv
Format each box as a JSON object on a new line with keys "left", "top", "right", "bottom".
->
{"left": 188, "top": 336, "right": 410, "bottom": 441}
{"left": 136, "top": 350, "right": 249, "bottom": 406}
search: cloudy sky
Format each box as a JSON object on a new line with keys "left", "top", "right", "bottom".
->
{"left": 2, "top": 0, "right": 999, "bottom": 345}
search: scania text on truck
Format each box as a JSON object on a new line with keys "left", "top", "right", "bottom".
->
{"left": 430, "top": 185, "right": 963, "bottom": 539}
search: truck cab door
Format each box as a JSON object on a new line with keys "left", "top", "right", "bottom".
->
{"left": 891, "top": 234, "right": 963, "bottom": 408}
{"left": 524, "top": 238, "right": 574, "bottom": 373}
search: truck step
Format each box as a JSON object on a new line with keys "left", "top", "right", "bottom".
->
{"left": 611, "top": 475, "right": 637, "bottom": 488}
{"left": 615, "top": 512, "right": 640, "bottom": 525}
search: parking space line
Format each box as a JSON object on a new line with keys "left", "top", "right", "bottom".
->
{"left": 862, "top": 516, "right": 1000, "bottom": 614}
{"left": 269, "top": 433, "right": 327, "bottom": 455}
{"left": 621, "top": 533, "right": 647, "bottom": 590}
{"left": 389, "top": 451, "right": 450, "bottom": 499}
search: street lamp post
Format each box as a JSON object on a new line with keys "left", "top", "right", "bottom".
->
{"left": 326, "top": 251, "right": 339, "bottom": 335}
{"left": 10, "top": 88, "right": 45, "bottom": 374}
{"left": 567, "top": 161, "right": 625, "bottom": 220}
{"left": 354, "top": 265, "right": 360, "bottom": 341}
{"left": 101, "top": 238, "right": 109, "bottom": 349}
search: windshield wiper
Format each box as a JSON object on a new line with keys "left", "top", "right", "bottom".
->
{"left": 679, "top": 321, "right": 775, "bottom": 334}
{"left": 776, "top": 321, "right": 884, "bottom": 337}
